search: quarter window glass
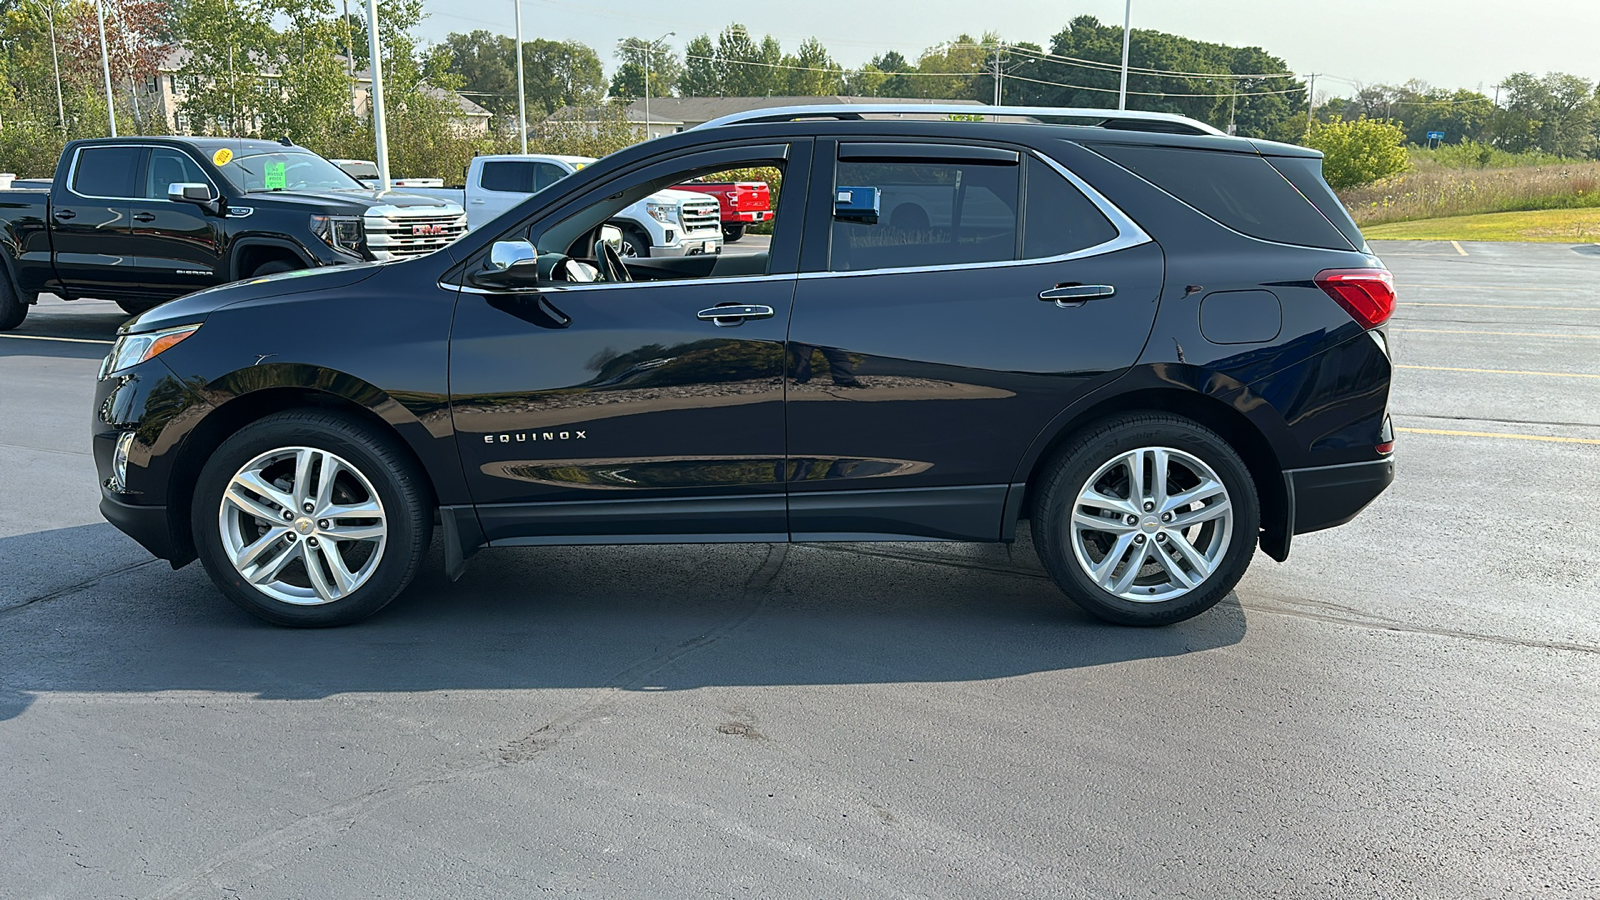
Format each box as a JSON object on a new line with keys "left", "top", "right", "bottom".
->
{"left": 72, "top": 147, "right": 142, "bottom": 198}
{"left": 481, "top": 161, "right": 536, "bottom": 193}
{"left": 144, "top": 149, "right": 210, "bottom": 199}
{"left": 1093, "top": 144, "right": 1352, "bottom": 250}
{"left": 1022, "top": 157, "right": 1118, "bottom": 257}
{"left": 829, "top": 160, "right": 1018, "bottom": 272}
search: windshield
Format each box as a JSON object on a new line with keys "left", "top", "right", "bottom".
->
{"left": 220, "top": 151, "right": 366, "bottom": 193}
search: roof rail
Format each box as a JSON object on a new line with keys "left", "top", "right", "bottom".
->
{"left": 693, "top": 103, "right": 1226, "bottom": 137}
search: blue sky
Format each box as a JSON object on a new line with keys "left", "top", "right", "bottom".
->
{"left": 411, "top": 0, "right": 1599, "bottom": 98}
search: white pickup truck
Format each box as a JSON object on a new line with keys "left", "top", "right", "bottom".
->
{"left": 373, "top": 154, "right": 723, "bottom": 258}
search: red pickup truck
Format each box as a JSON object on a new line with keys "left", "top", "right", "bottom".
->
{"left": 674, "top": 181, "right": 772, "bottom": 242}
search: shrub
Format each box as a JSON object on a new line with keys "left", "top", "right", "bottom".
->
{"left": 1306, "top": 117, "right": 1409, "bottom": 189}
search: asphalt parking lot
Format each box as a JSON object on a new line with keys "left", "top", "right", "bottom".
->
{"left": 2, "top": 240, "right": 1597, "bottom": 898}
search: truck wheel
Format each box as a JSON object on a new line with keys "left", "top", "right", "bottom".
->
{"left": 191, "top": 410, "right": 433, "bottom": 627}
{"left": 0, "top": 274, "right": 26, "bottom": 331}
{"left": 1030, "top": 413, "right": 1259, "bottom": 627}
{"left": 118, "top": 300, "right": 159, "bottom": 316}
{"left": 619, "top": 227, "right": 650, "bottom": 259}
{"left": 722, "top": 225, "right": 745, "bottom": 243}
{"left": 250, "top": 259, "right": 299, "bottom": 278}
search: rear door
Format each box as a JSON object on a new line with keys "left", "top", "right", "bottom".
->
{"left": 129, "top": 146, "right": 226, "bottom": 298}
{"left": 469, "top": 160, "right": 569, "bottom": 230}
{"left": 784, "top": 140, "right": 1165, "bottom": 541}
{"left": 49, "top": 145, "right": 143, "bottom": 298}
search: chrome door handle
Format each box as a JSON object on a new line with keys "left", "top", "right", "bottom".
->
{"left": 133, "top": 212, "right": 156, "bottom": 222}
{"left": 697, "top": 304, "right": 775, "bottom": 326}
{"left": 53, "top": 209, "right": 76, "bottom": 220}
{"left": 1040, "top": 284, "right": 1115, "bottom": 306}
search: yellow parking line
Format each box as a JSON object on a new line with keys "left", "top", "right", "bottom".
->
{"left": 1393, "top": 328, "right": 1600, "bottom": 339}
{"left": 1396, "top": 364, "right": 1600, "bottom": 379}
{"left": 1450, "top": 240, "right": 1468, "bottom": 256}
{"left": 1398, "top": 427, "right": 1600, "bottom": 446}
{"left": 1404, "top": 302, "right": 1597, "bottom": 311}
{"left": 0, "top": 333, "right": 113, "bottom": 345}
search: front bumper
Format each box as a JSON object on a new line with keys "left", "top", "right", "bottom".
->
{"left": 100, "top": 489, "right": 179, "bottom": 562}
{"left": 1287, "top": 457, "right": 1395, "bottom": 535}
{"left": 654, "top": 232, "right": 723, "bottom": 257}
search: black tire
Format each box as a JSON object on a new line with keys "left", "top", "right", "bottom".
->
{"left": 0, "top": 272, "right": 26, "bottom": 331}
{"left": 722, "top": 224, "right": 745, "bottom": 243}
{"left": 250, "top": 259, "right": 299, "bottom": 277}
{"left": 118, "top": 300, "right": 159, "bottom": 316}
{"left": 1031, "top": 413, "right": 1260, "bottom": 626}
{"left": 619, "top": 227, "right": 650, "bottom": 259}
{"left": 191, "top": 411, "right": 432, "bottom": 627}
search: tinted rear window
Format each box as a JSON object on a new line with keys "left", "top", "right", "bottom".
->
{"left": 829, "top": 159, "right": 1019, "bottom": 272}
{"left": 72, "top": 146, "right": 143, "bottom": 198}
{"left": 480, "top": 161, "right": 534, "bottom": 193}
{"left": 1093, "top": 144, "right": 1354, "bottom": 251}
{"left": 1023, "top": 157, "right": 1118, "bottom": 258}
{"left": 1266, "top": 155, "right": 1368, "bottom": 251}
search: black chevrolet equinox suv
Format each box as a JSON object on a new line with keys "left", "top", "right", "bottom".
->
{"left": 93, "top": 104, "right": 1396, "bottom": 627}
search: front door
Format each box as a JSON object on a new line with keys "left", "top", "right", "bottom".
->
{"left": 129, "top": 146, "right": 226, "bottom": 298}
{"left": 784, "top": 140, "right": 1165, "bottom": 541}
{"left": 449, "top": 141, "right": 809, "bottom": 544}
{"left": 48, "top": 144, "right": 142, "bottom": 299}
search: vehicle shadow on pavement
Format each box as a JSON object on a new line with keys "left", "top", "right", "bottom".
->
{"left": 0, "top": 524, "right": 1247, "bottom": 720}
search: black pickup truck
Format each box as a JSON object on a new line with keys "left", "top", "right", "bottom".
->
{"left": 0, "top": 137, "right": 468, "bottom": 329}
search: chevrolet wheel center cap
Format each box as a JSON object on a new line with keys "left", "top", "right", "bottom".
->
{"left": 294, "top": 517, "right": 315, "bottom": 535}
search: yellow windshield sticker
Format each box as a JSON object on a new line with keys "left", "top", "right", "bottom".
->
{"left": 212, "top": 148, "right": 233, "bottom": 166}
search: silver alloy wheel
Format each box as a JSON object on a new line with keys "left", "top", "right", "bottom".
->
{"left": 217, "top": 446, "right": 388, "bottom": 606}
{"left": 1069, "top": 446, "right": 1233, "bottom": 603}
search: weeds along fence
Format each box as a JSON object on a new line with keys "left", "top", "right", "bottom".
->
{"left": 1340, "top": 161, "right": 1600, "bottom": 226}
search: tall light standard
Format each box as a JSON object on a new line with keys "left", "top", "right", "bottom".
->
{"left": 638, "top": 31, "right": 672, "bottom": 141}
{"left": 94, "top": 0, "right": 117, "bottom": 135}
{"left": 514, "top": 0, "right": 526, "bottom": 153}
{"left": 364, "top": 0, "right": 389, "bottom": 189}
{"left": 1117, "top": 0, "right": 1132, "bottom": 110}
{"left": 35, "top": 0, "right": 66, "bottom": 136}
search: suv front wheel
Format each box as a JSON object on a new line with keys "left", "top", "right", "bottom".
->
{"left": 191, "top": 411, "right": 432, "bottom": 627}
{"left": 1032, "top": 414, "right": 1259, "bottom": 626}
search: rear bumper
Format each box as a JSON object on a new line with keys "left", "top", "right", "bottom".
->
{"left": 730, "top": 210, "right": 769, "bottom": 224}
{"left": 1288, "top": 457, "right": 1394, "bottom": 535}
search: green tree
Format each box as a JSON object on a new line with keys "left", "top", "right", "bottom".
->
{"left": 610, "top": 36, "right": 680, "bottom": 101}
{"left": 778, "top": 37, "right": 841, "bottom": 96}
{"left": 442, "top": 30, "right": 517, "bottom": 118}
{"left": 716, "top": 24, "right": 779, "bottom": 97}
{"left": 914, "top": 34, "right": 990, "bottom": 100}
{"left": 678, "top": 33, "right": 718, "bottom": 97}
{"left": 519, "top": 38, "right": 603, "bottom": 115}
{"left": 1306, "top": 116, "right": 1409, "bottom": 189}
{"left": 1492, "top": 72, "right": 1599, "bottom": 158}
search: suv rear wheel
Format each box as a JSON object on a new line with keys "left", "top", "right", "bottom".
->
{"left": 191, "top": 411, "right": 431, "bottom": 627}
{"left": 1031, "top": 414, "right": 1259, "bottom": 626}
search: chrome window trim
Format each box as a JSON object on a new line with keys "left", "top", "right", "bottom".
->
{"left": 65, "top": 143, "right": 220, "bottom": 202}
{"left": 446, "top": 272, "right": 794, "bottom": 296}
{"left": 804, "top": 149, "right": 1151, "bottom": 281}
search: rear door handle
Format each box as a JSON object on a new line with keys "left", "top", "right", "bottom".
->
{"left": 133, "top": 212, "right": 156, "bottom": 222}
{"left": 1040, "top": 284, "right": 1115, "bottom": 306}
{"left": 53, "top": 209, "right": 76, "bottom": 220}
{"left": 697, "top": 304, "right": 775, "bottom": 326}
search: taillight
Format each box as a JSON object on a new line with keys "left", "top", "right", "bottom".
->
{"left": 1315, "top": 268, "right": 1395, "bottom": 329}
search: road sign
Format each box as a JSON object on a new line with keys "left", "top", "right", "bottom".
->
{"left": 1427, "top": 131, "right": 1445, "bottom": 140}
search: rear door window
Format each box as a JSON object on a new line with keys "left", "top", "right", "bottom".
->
{"left": 533, "top": 163, "right": 568, "bottom": 192}
{"left": 72, "top": 146, "right": 144, "bottom": 198}
{"left": 829, "top": 154, "right": 1019, "bottom": 272}
{"left": 1022, "top": 157, "right": 1119, "bottom": 258}
{"left": 480, "top": 161, "right": 536, "bottom": 193}
{"left": 1093, "top": 144, "right": 1353, "bottom": 251}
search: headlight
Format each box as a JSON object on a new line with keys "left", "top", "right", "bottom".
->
{"left": 311, "top": 214, "right": 365, "bottom": 257}
{"left": 645, "top": 202, "right": 679, "bottom": 226}
{"left": 101, "top": 324, "right": 200, "bottom": 379}
{"left": 111, "top": 431, "right": 136, "bottom": 492}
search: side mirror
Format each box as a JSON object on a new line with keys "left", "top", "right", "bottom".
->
{"left": 834, "top": 186, "right": 881, "bottom": 225}
{"left": 168, "top": 182, "right": 214, "bottom": 203}
{"left": 469, "top": 240, "right": 542, "bottom": 289}
{"left": 599, "top": 224, "right": 624, "bottom": 253}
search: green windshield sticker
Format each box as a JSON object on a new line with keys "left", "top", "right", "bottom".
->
{"left": 263, "top": 161, "right": 287, "bottom": 190}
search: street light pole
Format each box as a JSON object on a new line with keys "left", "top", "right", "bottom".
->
{"left": 514, "top": 0, "right": 526, "bottom": 153}
{"left": 640, "top": 31, "right": 672, "bottom": 141}
{"left": 364, "top": 0, "right": 389, "bottom": 190}
{"left": 37, "top": 0, "right": 66, "bottom": 136}
{"left": 94, "top": 0, "right": 116, "bottom": 135}
{"left": 1118, "top": 0, "right": 1132, "bottom": 111}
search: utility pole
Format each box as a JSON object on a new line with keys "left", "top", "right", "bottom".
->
{"left": 343, "top": 0, "right": 358, "bottom": 117}
{"left": 37, "top": 0, "right": 66, "bottom": 136}
{"left": 364, "top": 0, "right": 389, "bottom": 190}
{"left": 94, "top": 0, "right": 116, "bottom": 135}
{"left": 1304, "top": 73, "right": 1317, "bottom": 140}
{"left": 1118, "top": 0, "right": 1132, "bottom": 110}
{"left": 514, "top": 0, "right": 526, "bottom": 153}
{"left": 991, "top": 41, "right": 1003, "bottom": 107}
{"left": 641, "top": 32, "right": 672, "bottom": 141}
